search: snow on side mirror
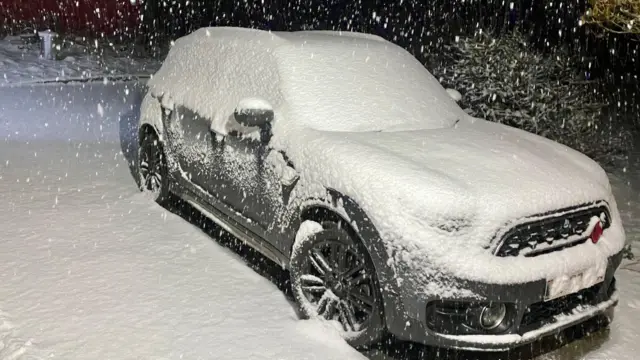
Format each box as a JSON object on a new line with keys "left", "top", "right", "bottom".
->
{"left": 233, "top": 97, "right": 274, "bottom": 128}
{"left": 446, "top": 88, "right": 462, "bottom": 102}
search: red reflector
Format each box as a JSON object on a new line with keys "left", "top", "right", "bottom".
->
{"left": 591, "top": 222, "right": 603, "bottom": 244}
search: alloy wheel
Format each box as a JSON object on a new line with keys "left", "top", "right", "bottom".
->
{"left": 298, "top": 238, "right": 379, "bottom": 333}
{"left": 138, "top": 132, "right": 169, "bottom": 204}
{"left": 139, "top": 145, "right": 164, "bottom": 194}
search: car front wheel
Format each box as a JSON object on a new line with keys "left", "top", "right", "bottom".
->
{"left": 290, "top": 221, "right": 386, "bottom": 348}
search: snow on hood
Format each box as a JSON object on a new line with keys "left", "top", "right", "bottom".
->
{"left": 277, "top": 116, "right": 625, "bottom": 287}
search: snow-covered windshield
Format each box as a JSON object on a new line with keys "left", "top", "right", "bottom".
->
{"left": 275, "top": 41, "right": 467, "bottom": 132}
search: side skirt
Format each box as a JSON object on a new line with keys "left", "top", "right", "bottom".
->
{"left": 169, "top": 181, "right": 290, "bottom": 270}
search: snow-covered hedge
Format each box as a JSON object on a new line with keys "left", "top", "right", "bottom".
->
{"left": 430, "top": 31, "right": 632, "bottom": 166}
{"left": 582, "top": 0, "right": 640, "bottom": 35}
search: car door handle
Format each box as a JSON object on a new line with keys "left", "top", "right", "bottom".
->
{"left": 276, "top": 150, "right": 299, "bottom": 185}
{"left": 266, "top": 150, "right": 299, "bottom": 185}
{"left": 277, "top": 150, "right": 296, "bottom": 169}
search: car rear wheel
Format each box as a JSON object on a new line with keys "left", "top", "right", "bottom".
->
{"left": 290, "top": 221, "right": 386, "bottom": 348}
{"left": 138, "top": 129, "right": 169, "bottom": 205}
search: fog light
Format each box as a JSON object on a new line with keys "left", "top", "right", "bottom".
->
{"left": 479, "top": 303, "right": 507, "bottom": 330}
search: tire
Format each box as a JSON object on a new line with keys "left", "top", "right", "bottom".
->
{"left": 138, "top": 129, "right": 170, "bottom": 205}
{"left": 290, "top": 221, "right": 386, "bottom": 348}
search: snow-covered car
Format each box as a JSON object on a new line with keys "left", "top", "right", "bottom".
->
{"left": 137, "top": 27, "right": 626, "bottom": 351}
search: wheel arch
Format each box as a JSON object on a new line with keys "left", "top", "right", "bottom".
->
{"left": 293, "top": 189, "right": 409, "bottom": 336}
{"left": 138, "top": 123, "right": 162, "bottom": 144}
{"left": 138, "top": 92, "right": 166, "bottom": 144}
{"left": 294, "top": 189, "right": 387, "bottom": 275}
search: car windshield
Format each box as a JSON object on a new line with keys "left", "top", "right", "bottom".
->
{"left": 275, "top": 41, "right": 467, "bottom": 132}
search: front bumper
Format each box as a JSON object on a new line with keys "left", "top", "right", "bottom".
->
{"left": 434, "top": 289, "right": 618, "bottom": 351}
{"left": 388, "top": 250, "right": 623, "bottom": 351}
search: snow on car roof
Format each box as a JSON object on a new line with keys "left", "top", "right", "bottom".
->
{"left": 278, "top": 29, "right": 387, "bottom": 42}
{"left": 147, "top": 27, "right": 466, "bottom": 133}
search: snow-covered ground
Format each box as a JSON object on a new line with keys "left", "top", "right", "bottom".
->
{"left": 0, "top": 81, "right": 638, "bottom": 359}
{"left": 0, "top": 35, "right": 160, "bottom": 85}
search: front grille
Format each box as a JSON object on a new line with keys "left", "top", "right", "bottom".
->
{"left": 519, "top": 281, "right": 608, "bottom": 333}
{"left": 495, "top": 203, "right": 611, "bottom": 257}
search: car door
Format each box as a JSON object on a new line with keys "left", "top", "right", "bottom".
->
{"left": 210, "top": 126, "right": 299, "bottom": 238}
{"left": 164, "top": 40, "right": 294, "bottom": 246}
{"left": 163, "top": 104, "right": 216, "bottom": 192}
{"left": 163, "top": 103, "right": 258, "bottom": 218}
{"left": 163, "top": 102, "right": 283, "bottom": 235}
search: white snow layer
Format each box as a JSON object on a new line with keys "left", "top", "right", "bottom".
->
{"left": 237, "top": 97, "right": 275, "bottom": 112}
{"left": 146, "top": 27, "right": 625, "bottom": 295}
{"left": 0, "top": 76, "right": 638, "bottom": 360}
{"left": 445, "top": 88, "right": 462, "bottom": 102}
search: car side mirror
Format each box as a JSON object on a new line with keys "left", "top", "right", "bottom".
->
{"left": 233, "top": 97, "right": 274, "bottom": 128}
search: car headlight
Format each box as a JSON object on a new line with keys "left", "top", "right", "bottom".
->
{"left": 480, "top": 303, "right": 507, "bottom": 330}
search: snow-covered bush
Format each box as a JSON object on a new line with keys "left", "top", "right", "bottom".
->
{"left": 430, "top": 31, "right": 632, "bottom": 166}
{"left": 582, "top": 0, "right": 640, "bottom": 35}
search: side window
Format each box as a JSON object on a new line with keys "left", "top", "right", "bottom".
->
{"left": 211, "top": 46, "right": 282, "bottom": 138}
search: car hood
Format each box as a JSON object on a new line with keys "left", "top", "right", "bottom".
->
{"left": 284, "top": 117, "right": 624, "bottom": 287}
{"left": 369, "top": 118, "right": 611, "bottom": 217}
{"left": 306, "top": 117, "right": 611, "bottom": 233}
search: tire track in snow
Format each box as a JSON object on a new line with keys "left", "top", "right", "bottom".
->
{"left": 0, "top": 310, "right": 36, "bottom": 360}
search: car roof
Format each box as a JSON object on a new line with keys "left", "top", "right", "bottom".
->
{"left": 192, "top": 26, "right": 387, "bottom": 45}
{"left": 275, "top": 29, "right": 387, "bottom": 43}
{"left": 148, "top": 26, "right": 402, "bottom": 116}
{"left": 177, "top": 27, "right": 389, "bottom": 56}
{"left": 148, "top": 26, "right": 463, "bottom": 134}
